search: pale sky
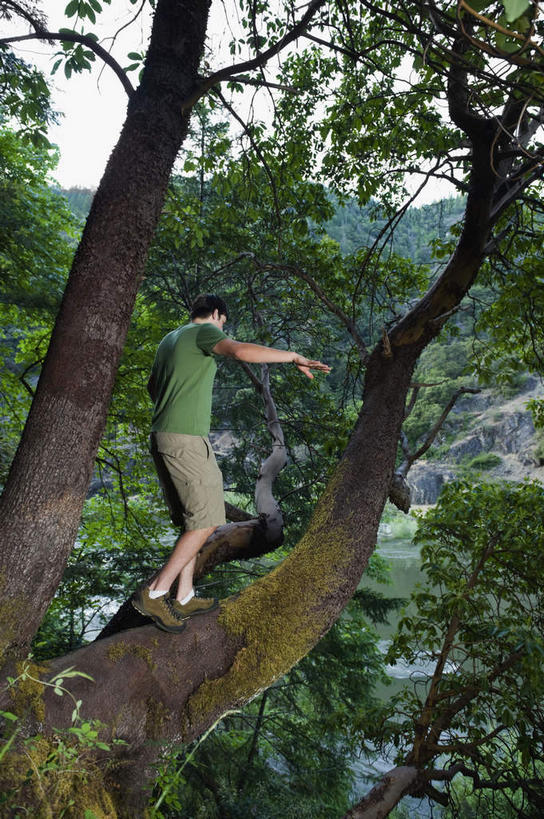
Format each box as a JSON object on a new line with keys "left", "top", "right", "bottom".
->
{"left": 2, "top": 1, "right": 455, "bottom": 203}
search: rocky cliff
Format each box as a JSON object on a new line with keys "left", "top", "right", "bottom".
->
{"left": 407, "top": 377, "right": 544, "bottom": 505}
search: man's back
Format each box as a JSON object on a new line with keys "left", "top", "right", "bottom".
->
{"left": 150, "top": 322, "right": 226, "bottom": 436}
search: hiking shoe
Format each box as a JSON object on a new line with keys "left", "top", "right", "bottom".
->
{"left": 172, "top": 595, "right": 219, "bottom": 619}
{"left": 131, "top": 586, "right": 187, "bottom": 634}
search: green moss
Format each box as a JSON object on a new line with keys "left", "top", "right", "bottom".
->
{"left": 106, "top": 641, "right": 156, "bottom": 672}
{"left": 185, "top": 467, "right": 358, "bottom": 729}
{"left": 9, "top": 660, "right": 48, "bottom": 721}
{"left": 0, "top": 735, "right": 117, "bottom": 818}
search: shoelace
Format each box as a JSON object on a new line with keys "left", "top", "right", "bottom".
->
{"left": 165, "top": 598, "right": 186, "bottom": 621}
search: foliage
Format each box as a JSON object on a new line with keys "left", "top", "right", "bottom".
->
{"left": 0, "top": 48, "right": 54, "bottom": 146}
{"left": 0, "top": 125, "right": 77, "bottom": 484}
{"left": 475, "top": 204, "right": 544, "bottom": 387}
{"left": 363, "top": 480, "right": 544, "bottom": 815}
{"left": 0, "top": 663, "right": 123, "bottom": 817}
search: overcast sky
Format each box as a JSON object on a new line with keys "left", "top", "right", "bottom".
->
{"left": 3, "top": 1, "right": 454, "bottom": 203}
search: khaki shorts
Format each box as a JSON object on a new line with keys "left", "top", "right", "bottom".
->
{"left": 150, "top": 432, "right": 226, "bottom": 531}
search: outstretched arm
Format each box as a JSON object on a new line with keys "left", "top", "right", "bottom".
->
{"left": 212, "top": 339, "right": 330, "bottom": 379}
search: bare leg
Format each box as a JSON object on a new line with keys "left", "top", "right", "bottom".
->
{"left": 149, "top": 526, "right": 216, "bottom": 599}
{"left": 175, "top": 555, "right": 197, "bottom": 602}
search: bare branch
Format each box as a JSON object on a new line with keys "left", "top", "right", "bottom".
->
{"left": 180, "top": 0, "right": 327, "bottom": 110}
{"left": 293, "top": 268, "right": 369, "bottom": 362}
{"left": 398, "top": 386, "right": 481, "bottom": 476}
{"left": 0, "top": 31, "right": 135, "bottom": 96}
{"left": 214, "top": 88, "right": 283, "bottom": 231}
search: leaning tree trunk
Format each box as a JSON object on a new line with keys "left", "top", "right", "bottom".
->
{"left": 0, "top": 0, "right": 212, "bottom": 657}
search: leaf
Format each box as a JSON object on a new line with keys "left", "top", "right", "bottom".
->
{"left": 61, "top": 669, "right": 94, "bottom": 681}
{"left": 466, "top": 0, "right": 491, "bottom": 11}
{"left": 65, "top": 0, "right": 79, "bottom": 16}
{"left": 0, "top": 711, "right": 18, "bottom": 722}
{"left": 495, "top": 30, "right": 521, "bottom": 52}
{"left": 503, "top": 0, "right": 530, "bottom": 22}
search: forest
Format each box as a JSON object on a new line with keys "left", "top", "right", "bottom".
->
{"left": 1, "top": 0, "right": 544, "bottom": 817}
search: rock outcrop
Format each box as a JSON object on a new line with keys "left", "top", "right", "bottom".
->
{"left": 406, "top": 379, "right": 544, "bottom": 505}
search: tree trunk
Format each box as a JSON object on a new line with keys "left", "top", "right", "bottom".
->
{"left": 0, "top": 0, "right": 212, "bottom": 657}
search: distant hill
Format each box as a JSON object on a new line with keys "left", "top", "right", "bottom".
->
{"left": 60, "top": 184, "right": 466, "bottom": 266}
{"left": 60, "top": 187, "right": 95, "bottom": 221}
{"left": 323, "top": 195, "right": 466, "bottom": 261}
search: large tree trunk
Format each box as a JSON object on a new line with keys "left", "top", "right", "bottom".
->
{"left": 0, "top": 0, "right": 212, "bottom": 657}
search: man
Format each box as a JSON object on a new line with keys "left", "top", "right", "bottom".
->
{"left": 132, "top": 293, "right": 331, "bottom": 632}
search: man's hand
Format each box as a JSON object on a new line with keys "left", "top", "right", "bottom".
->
{"left": 292, "top": 355, "right": 331, "bottom": 379}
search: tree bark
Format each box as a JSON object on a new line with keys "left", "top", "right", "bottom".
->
{"left": 0, "top": 0, "right": 212, "bottom": 656}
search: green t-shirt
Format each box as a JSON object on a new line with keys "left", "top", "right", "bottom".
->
{"left": 150, "top": 323, "right": 228, "bottom": 436}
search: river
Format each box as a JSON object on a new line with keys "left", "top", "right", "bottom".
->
{"left": 350, "top": 520, "right": 445, "bottom": 818}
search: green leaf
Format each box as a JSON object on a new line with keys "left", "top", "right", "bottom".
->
{"left": 65, "top": 0, "right": 79, "bottom": 16}
{"left": 503, "top": 0, "right": 530, "bottom": 22}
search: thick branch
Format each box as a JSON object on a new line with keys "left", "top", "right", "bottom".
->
{"left": 344, "top": 767, "right": 421, "bottom": 818}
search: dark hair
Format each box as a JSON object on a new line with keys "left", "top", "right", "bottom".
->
{"left": 190, "top": 293, "right": 228, "bottom": 321}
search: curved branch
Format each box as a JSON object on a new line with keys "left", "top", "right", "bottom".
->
{"left": 398, "top": 386, "right": 481, "bottom": 478}
{"left": 0, "top": 31, "right": 135, "bottom": 97}
{"left": 0, "top": 0, "right": 48, "bottom": 33}
{"left": 254, "top": 364, "right": 287, "bottom": 543}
